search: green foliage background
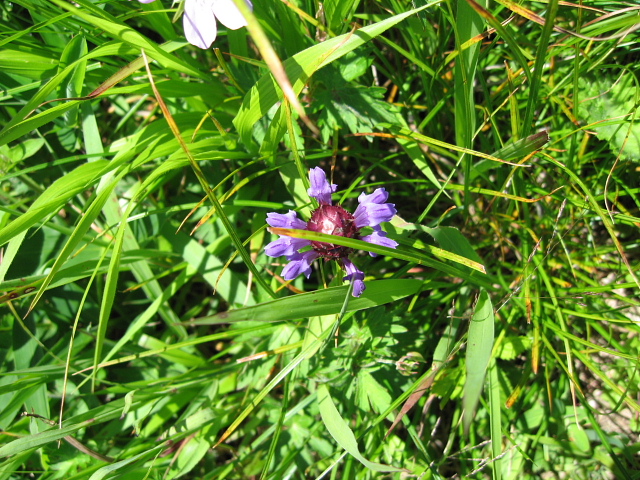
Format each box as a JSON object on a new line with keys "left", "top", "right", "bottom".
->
{"left": 0, "top": 0, "right": 639, "bottom": 478}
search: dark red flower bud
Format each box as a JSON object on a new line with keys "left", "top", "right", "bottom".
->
{"left": 307, "top": 204, "right": 358, "bottom": 258}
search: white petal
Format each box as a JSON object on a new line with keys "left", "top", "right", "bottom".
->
{"left": 212, "top": 0, "right": 250, "bottom": 30}
{"left": 183, "top": 0, "right": 217, "bottom": 49}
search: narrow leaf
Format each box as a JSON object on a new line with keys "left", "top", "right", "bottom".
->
{"left": 189, "top": 279, "right": 421, "bottom": 325}
{"left": 0, "top": 419, "right": 97, "bottom": 457}
{"left": 490, "top": 131, "right": 550, "bottom": 161}
{"left": 270, "top": 227, "right": 487, "bottom": 274}
{"left": 317, "top": 385, "right": 404, "bottom": 473}
{"left": 463, "top": 288, "right": 495, "bottom": 432}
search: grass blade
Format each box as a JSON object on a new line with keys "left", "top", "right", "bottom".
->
{"left": 463, "top": 288, "right": 494, "bottom": 432}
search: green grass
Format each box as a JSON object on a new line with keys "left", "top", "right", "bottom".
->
{"left": 1, "top": 0, "right": 639, "bottom": 478}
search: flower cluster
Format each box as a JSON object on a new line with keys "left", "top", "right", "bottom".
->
{"left": 265, "top": 168, "right": 398, "bottom": 297}
{"left": 138, "top": 0, "right": 251, "bottom": 49}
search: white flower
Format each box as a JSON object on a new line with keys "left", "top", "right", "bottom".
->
{"left": 183, "top": 0, "right": 251, "bottom": 49}
{"left": 137, "top": 0, "right": 251, "bottom": 49}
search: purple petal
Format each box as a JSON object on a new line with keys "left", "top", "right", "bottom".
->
{"left": 266, "top": 210, "right": 307, "bottom": 229}
{"left": 358, "top": 188, "right": 389, "bottom": 205}
{"left": 212, "top": 0, "right": 250, "bottom": 30}
{"left": 183, "top": 0, "right": 218, "bottom": 49}
{"left": 265, "top": 237, "right": 311, "bottom": 258}
{"left": 281, "top": 251, "right": 319, "bottom": 280}
{"left": 137, "top": 0, "right": 157, "bottom": 3}
{"left": 307, "top": 167, "right": 337, "bottom": 205}
{"left": 343, "top": 258, "right": 366, "bottom": 297}
{"left": 360, "top": 226, "right": 398, "bottom": 257}
{"left": 353, "top": 188, "right": 396, "bottom": 228}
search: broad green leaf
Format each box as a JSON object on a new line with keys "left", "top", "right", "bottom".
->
{"left": 579, "top": 73, "right": 640, "bottom": 160}
{"left": 189, "top": 279, "right": 421, "bottom": 325}
{"left": 311, "top": 73, "right": 399, "bottom": 144}
{"left": 463, "top": 288, "right": 495, "bottom": 432}
{"left": 317, "top": 384, "right": 404, "bottom": 472}
{"left": 234, "top": 2, "right": 439, "bottom": 147}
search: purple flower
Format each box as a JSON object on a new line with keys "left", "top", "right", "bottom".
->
{"left": 264, "top": 211, "right": 310, "bottom": 257}
{"left": 137, "top": 0, "right": 251, "bottom": 49}
{"left": 265, "top": 167, "right": 398, "bottom": 297}
{"left": 343, "top": 258, "right": 366, "bottom": 297}
{"left": 307, "top": 167, "right": 337, "bottom": 205}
